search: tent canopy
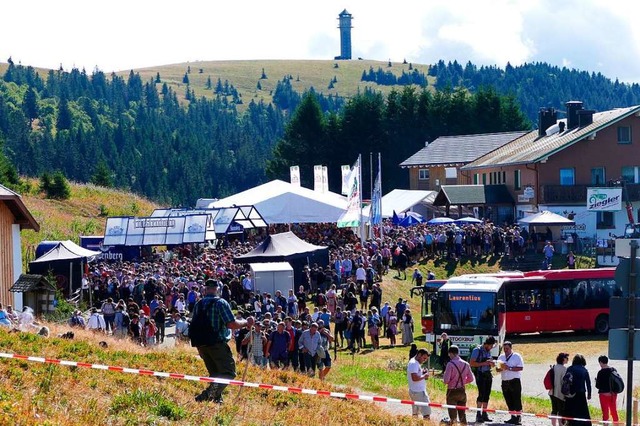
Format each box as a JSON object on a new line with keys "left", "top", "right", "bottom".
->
{"left": 518, "top": 210, "right": 575, "bottom": 226}
{"left": 198, "top": 180, "right": 349, "bottom": 224}
{"left": 31, "top": 240, "right": 100, "bottom": 263}
{"left": 233, "top": 231, "right": 327, "bottom": 264}
{"left": 362, "top": 189, "right": 436, "bottom": 218}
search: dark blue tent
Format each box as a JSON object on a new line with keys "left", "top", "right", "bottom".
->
{"left": 399, "top": 215, "right": 421, "bottom": 228}
{"left": 392, "top": 210, "right": 400, "bottom": 225}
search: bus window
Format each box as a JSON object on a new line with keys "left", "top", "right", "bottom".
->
{"left": 571, "top": 280, "right": 588, "bottom": 308}
{"left": 587, "top": 279, "right": 619, "bottom": 308}
{"left": 437, "top": 292, "right": 497, "bottom": 331}
{"left": 505, "top": 282, "right": 546, "bottom": 311}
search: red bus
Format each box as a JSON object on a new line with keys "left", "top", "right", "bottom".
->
{"left": 434, "top": 268, "right": 618, "bottom": 357}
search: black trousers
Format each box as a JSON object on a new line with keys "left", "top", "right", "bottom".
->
{"left": 501, "top": 378, "right": 523, "bottom": 412}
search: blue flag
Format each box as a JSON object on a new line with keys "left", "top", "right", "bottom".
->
{"left": 370, "top": 171, "right": 382, "bottom": 225}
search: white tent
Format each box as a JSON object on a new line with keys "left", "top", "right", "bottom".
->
{"left": 362, "top": 189, "right": 436, "bottom": 218}
{"left": 518, "top": 210, "right": 575, "bottom": 226}
{"left": 31, "top": 240, "right": 100, "bottom": 263}
{"left": 198, "top": 180, "right": 349, "bottom": 224}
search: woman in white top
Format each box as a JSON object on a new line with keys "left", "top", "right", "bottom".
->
{"left": 549, "top": 352, "right": 569, "bottom": 426}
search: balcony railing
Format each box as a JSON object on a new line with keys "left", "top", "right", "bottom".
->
{"left": 541, "top": 183, "right": 640, "bottom": 204}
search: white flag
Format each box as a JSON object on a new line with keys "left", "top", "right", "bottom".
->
{"left": 337, "top": 159, "right": 361, "bottom": 228}
{"left": 290, "top": 165, "right": 300, "bottom": 187}
{"left": 314, "top": 165, "right": 323, "bottom": 192}
{"left": 322, "top": 166, "right": 329, "bottom": 193}
{"left": 341, "top": 165, "right": 351, "bottom": 195}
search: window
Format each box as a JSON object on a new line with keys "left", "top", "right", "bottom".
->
{"left": 617, "top": 126, "right": 632, "bottom": 144}
{"left": 622, "top": 166, "right": 639, "bottom": 184}
{"left": 591, "top": 167, "right": 605, "bottom": 185}
{"left": 596, "top": 211, "right": 614, "bottom": 229}
{"left": 559, "top": 168, "right": 575, "bottom": 185}
{"left": 473, "top": 174, "right": 479, "bottom": 185}
{"left": 418, "top": 169, "right": 429, "bottom": 180}
{"left": 482, "top": 174, "right": 487, "bottom": 185}
{"left": 502, "top": 171, "right": 506, "bottom": 184}
{"left": 514, "top": 170, "right": 522, "bottom": 190}
{"left": 445, "top": 167, "right": 457, "bottom": 179}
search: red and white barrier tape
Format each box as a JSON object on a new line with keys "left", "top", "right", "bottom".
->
{"left": 0, "top": 352, "right": 614, "bottom": 424}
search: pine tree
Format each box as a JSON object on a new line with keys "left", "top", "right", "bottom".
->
{"left": 39, "top": 172, "right": 52, "bottom": 194}
{"left": 182, "top": 73, "right": 189, "bottom": 84}
{"left": 90, "top": 160, "right": 114, "bottom": 187}
{"left": 155, "top": 72, "right": 161, "bottom": 83}
{"left": 56, "top": 94, "right": 72, "bottom": 130}
{"left": 48, "top": 171, "right": 71, "bottom": 199}
{"left": 256, "top": 81, "right": 262, "bottom": 90}
{"left": 206, "top": 76, "right": 212, "bottom": 90}
{"left": 23, "top": 87, "right": 39, "bottom": 123}
{"left": 261, "top": 68, "right": 267, "bottom": 79}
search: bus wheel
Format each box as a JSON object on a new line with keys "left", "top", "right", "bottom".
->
{"left": 595, "top": 315, "right": 609, "bottom": 334}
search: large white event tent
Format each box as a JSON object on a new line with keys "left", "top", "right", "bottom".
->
{"left": 197, "top": 180, "right": 349, "bottom": 224}
{"left": 362, "top": 189, "right": 437, "bottom": 219}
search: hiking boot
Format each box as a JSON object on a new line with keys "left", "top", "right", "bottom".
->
{"left": 475, "top": 414, "right": 484, "bottom": 423}
{"left": 505, "top": 416, "right": 520, "bottom": 424}
{"left": 195, "top": 384, "right": 218, "bottom": 402}
{"left": 481, "top": 413, "right": 492, "bottom": 422}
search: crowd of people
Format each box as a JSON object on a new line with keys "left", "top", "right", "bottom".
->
{"left": 1, "top": 217, "right": 582, "bottom": 408}
{"left": 409, "top": 340, "right": 624, "bottom": 426}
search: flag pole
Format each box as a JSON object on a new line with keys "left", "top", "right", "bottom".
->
{"left": 379, "top": 152, "right": 383, "bottom": 241}
{"left": 358, "top": 154, "right": 364, "bottom": 245}
{"left": 369, "top": 151, "right": 374, "bottom": 240}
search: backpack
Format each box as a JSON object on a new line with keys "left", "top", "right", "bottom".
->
{"left": 543, "top": 366, "right": 554, "bottom": 391}
{"left": 121, "top": 313, "right": 130, "bottom": 329}
{"left": 561, "top": 370, "right": 575, "bottom": 397}
{"left": 470, "top": 345, "right": 483, "bottom": 375}
{"left": 609, "top": 368, "right": 624, "bottom": 394}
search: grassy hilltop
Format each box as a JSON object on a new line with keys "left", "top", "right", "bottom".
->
{"left": 122, "top": 59, "right": 433, "bottom": 109}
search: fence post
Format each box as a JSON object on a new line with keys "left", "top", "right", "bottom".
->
{"left": 633, "top": 398, "right": 638, "bottom": 426}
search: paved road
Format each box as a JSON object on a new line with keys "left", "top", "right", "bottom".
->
{"left": 497, "top": 355, "right": 639, "bottom": 410}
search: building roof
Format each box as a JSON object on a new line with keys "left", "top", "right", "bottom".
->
{"left": 400, "top": 131, "right": 528, "bottom": 168}
{"left": 0, "top": 184, "right": 40, "bottom": 231}
{"left": 462, "top": 106, "right": 640, "bottom": 170}
{"left": 10, "top": 274, "right": 55, "bottom": 293}
{"left": 433, "top": 185, "right": 514, "bottom": 206}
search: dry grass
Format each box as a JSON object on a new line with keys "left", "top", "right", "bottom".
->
{"left": 17, "top": 178, "right": 160, "bottom": 264}
{"left": 0, "top": 324, "right": 416, "bottom": 426}
{"left": 124, "top": 59, "right": 434, "bottom": 112}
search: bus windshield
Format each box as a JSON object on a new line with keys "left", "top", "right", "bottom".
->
{"left": 437, "top": 291, "right": 497, "bottom": 332}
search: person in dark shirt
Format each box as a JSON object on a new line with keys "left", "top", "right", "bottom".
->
{"left": 564, "top": 354, "right": 592, "bottom": 426}
{"left": 595, "top": 355, "right": 619, "bottom": 424}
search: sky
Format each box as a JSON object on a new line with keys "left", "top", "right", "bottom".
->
{"left": 2, "top": 0, "right": 640, "bottom": 83}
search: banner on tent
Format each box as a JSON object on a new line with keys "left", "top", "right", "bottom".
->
{"left": 322, "top": 166, "right": 329, "bottom": 193}
{"left": 314, "top": 165, "right": 323, "bottom": 192}
{"left": 341, "top": 165, "right": 350, "bottom": 195}
{"left": 290, "top": 166, "right": 300, "bottom": 187}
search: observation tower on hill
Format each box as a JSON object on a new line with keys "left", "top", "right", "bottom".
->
{"left": 335, "top": 9, "right": 353, "bottom": 60}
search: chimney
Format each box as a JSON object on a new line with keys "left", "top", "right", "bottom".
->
{"left": 565, "top": 101, "right": 583, "bottom": 130}
{"left": 558, "top": 121, "right": 566, "bottom": 133}
{"left": 577, "top": 109, "right": 595, "bottom": 127}
{"left": 538, "top": 107, "right": 557, "bottom": 137}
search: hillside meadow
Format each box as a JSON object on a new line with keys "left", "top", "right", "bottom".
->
{"left": 17, "top": 178, "right": 160, "bottom": 264}
{"left": 126, "top": 59, "right": 433, "bottom": 110}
